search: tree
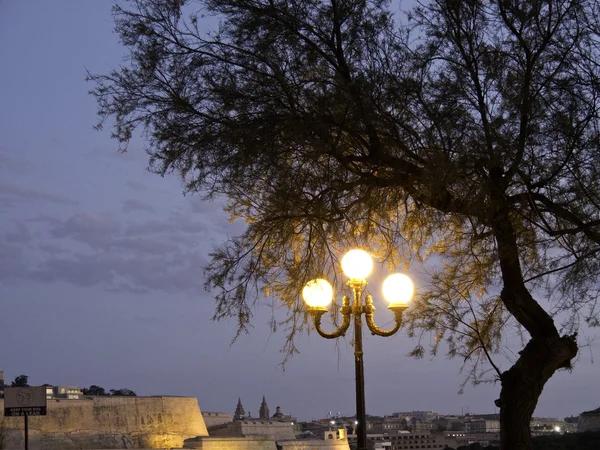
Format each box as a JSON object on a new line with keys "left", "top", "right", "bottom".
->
{"left": 10, "top": 375, "right": 28, "bottom": 387}
{"left": 82, "top": 385, "right": 108, "bottom": 396}
{"left": 109, "top": 388, "right": 137, "bottom": 397}
{"left": 89, "top": 1, "right": 600, "bottom": 449}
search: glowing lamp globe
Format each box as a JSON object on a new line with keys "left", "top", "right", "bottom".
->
{"left": 302, "top": 279, "right": 333, "bottom": 308}
{"left": 341, "top": 249, "right": 373, "bottom": 280}
{"left": 382, "top": 273, "right": 414, "bottom": 305}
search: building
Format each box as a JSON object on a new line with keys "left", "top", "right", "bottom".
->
{"left": 234, "top": 397, "right": 247, "bottom": 420}
{"left": 44, "top": 385, "right": 83, "bottom": 399}
{"left": 391, "top": 411, "right": 439, "bottom": 421}
{"left": 55, "top": 385, "right": 83, "bottom": 399}
{"left": 194, "top": 398, "right": 349, "bottom": 450}
{"left": 466, "top": 418, "right": 500, "bottom": 433}
{"left": 259, "top": 396, "right": 270, "bottom": 420}
{"left": 348, "top": 432, "right": 450, "bottom": 450}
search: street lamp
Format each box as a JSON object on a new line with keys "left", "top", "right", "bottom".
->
{"left": 302, "top": 249, "right": 414, "bottom": 450}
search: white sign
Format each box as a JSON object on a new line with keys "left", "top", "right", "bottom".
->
{"left": 4, "top": 386, "right": 47, "bottom": 416}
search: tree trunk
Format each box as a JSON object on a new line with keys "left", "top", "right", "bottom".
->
{"left": 497, "top": 334, "right": 578, "bottom": 450}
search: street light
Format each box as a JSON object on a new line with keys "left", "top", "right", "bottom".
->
{"left": 302, "top": 249, "right": 414, "bottom": 450}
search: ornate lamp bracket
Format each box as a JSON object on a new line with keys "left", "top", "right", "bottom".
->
{"left": 308, "top": 296, "right": 352, "bottom": 339}
{"left": 364, "top": 295, "right": 407, "bottom": 337}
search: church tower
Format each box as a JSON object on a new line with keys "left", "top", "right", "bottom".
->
{"left": 259, "top": 396, "right": 270, "bottom": 420}
{"left": 234, "top": 398, "right": 246, "bottom": 420}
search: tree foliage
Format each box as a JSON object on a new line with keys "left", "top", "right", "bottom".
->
{"left": 10, "top": 375, "right": 28, "bottom": 387}
{"left": 532, "top": 431, "right": 600, "bottom": 450}
{"left": 110, "top": 388, "right": 137, "bottom": 396}
{"left": 82, "top": 385, "right": 108, "bottom": 396}
{"left": 89, "top": 1, "right": 600, "bottom": 448}
{"left": 82, "top": 385, "right": 137, "bottom": 396}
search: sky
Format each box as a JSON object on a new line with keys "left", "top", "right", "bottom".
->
{"left": 0, "top": 0, "right": 598, "bottom": 422}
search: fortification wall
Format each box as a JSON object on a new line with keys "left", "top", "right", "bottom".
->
{"left": 579, "top": 412, "right": 600, "bottom": 432}
{"left": 184, "top": 435, "right": 278, "bottom": 450}
{"left": 202, "top": 412, "right": 233, "bottom": 428}
{"left": 207, "top": 420, "right": 296, "bottom": 441}
{"left": 0, "top": 396, "right": 208, "bottom": 449}
{"left": 277, "top": 439, "right": 350, "bottom": 450}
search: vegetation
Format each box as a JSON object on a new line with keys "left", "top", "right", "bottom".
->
{"left": 456, "top": 445, "right": 498, "bottom": 450}
{"left": 109, "top": 388, "right": 137, "bottom": 397}
{"left": 89, "top": 1, "right": 600, "bottom": 449}
{"left": 532, "top": 431, "right": 600, "bottom": 450}
{"left": 81, "top": 385, "right": 108, "bottom": 396}
{"left": 451, "top": 432, "right": 600, "bottom": 450}
{"left": 10, "top": 375, "right": 28, "bottom": 387}
{"left": 81, "top": 385, "right": 136, "bottom": 396}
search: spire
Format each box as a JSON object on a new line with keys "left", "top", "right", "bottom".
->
{"left": 234, "top": 397, "right": 246, "bottom": 420}
{"left": 259, "top": 395, "right": 270, "bottom": 420}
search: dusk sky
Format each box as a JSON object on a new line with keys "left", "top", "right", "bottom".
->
{"left": 0, "top": 1, "right": 598, "bottom": 421}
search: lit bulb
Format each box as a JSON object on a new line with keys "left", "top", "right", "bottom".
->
{"left": 302, "top": 279, "right": 333, "bottom": 308}
{"left": 341, "top": 249, "right": 373, "bottom": 280}
{"left": 382, "top": 273, "right": 414, "bottom": 305}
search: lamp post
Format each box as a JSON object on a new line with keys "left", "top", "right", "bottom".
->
{"left": 302, "top": 249, "right": 414, "bottom": 450}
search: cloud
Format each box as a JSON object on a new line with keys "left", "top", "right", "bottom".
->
{"left": 188, "top": 196, "right": 227, "bottom": 215}
{"left": 0, "top": 240, "right": 27, "bottom": 282}
{"left": 124, "top": 213, "right": 213, "bottom": 237}
{"left": 121, "top": 199, "right": 156, "bottom": 214}
{"left": 4, "top": 221, "right": 32, "bottom": 244}
{"left": 51, "top": 212, "right": 121, "bottom": 247}
{"left": 29, "top": 251, "right": 206, "bottom": 294}
{"left": 1, "top": 210, "right": 218, "bottom": 295}
{"left": 0, "top": 181, "right": 76, "bottom": 209}
{"left": 125, "top": 180, "right": 149, "bottom": 192}
{"left": 0, "top": 147, "right": 33, "bottom": 174}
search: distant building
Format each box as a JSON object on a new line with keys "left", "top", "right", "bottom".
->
{"left": 44, "top": 385, "right": 83, "bottom": 400}
{"left": 54, "top": 386, "right": 82, "bottom": 399}
{"left": 259, "top": 396, "right": 270, "bottom": 420}
{"left": 348, "top": 431, "right": 450, "bottom": 450}
{"left": 391, "top": 411, "right": 439, "bottom": 421}
{"left": 234, "top": 397, "right": 246, "bottom": 420}
{"left": 194, "top": 398, "right": 348, "bottom": 450}
{"left": 467, "top": 418, "right": 500, "bottom": 433}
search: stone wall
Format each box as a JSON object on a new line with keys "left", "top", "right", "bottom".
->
{"left": 0, "top": 396, "right": 208, "bottom": 449}
{"left": 277, "top": 439, "right": 350, "bottom": 450}
{"left": 208, "top": 420, "right": 296, "bottom": 441}
{"left": 202, "top": 412, "right": 233, "bottom": 428}
{"left": 184, "top": 435, "right": 277, "bottom": 450}
{"left": 579, "top": 409, "right": 600, "bottom": 432}
{"left": 184, "top": 436, "right": 350, "bottom": 450}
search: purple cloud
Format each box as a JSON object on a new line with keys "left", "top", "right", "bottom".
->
{"left": 125, "top": 180, "right": 149, "bottom": 192}
{"left": 51, "top": 212, "right": 121, "bottom": 248}
{"left": 1, "top": 209, "right": 214, "bottom": 294}
{"left": 121, "top": 199, "right": 156, "bottom": 214}
{"left": 0, "top": 181, "right": 76, "bottom": 208}
{"left": 0, "top": 147, "right": 33, "bottom": 174}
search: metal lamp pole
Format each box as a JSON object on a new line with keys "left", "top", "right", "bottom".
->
{"left": 302, "top": 250, "right": 413, "bottom": 450}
